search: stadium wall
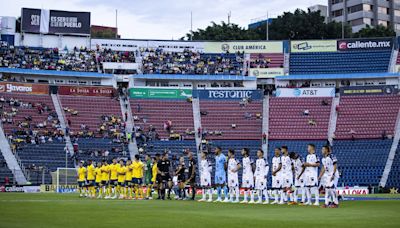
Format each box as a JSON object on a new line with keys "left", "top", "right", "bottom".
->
{"left": 14, "top": 33, "right": 90, "bottom": 50}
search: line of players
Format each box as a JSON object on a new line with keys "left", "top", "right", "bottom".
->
{"left": 197, "top": 144, "right": 339, "bottom": 208}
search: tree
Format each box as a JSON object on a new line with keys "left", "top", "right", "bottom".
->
{"left": 353, "top": 24, "right": 396, "bottom": 38}
{"left": 182, "top": 21, "right": 260, "bottom": 41}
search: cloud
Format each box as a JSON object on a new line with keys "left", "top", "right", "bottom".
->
{"left": 0, "top": 0, "right": 326, "bottom": 39}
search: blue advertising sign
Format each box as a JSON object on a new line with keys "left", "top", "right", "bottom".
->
{"left": 193, "top": 89, "right": 263, "bottom": 100}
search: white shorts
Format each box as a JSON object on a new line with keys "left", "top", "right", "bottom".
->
{"left": 255, "top": 177, "right": 267, "bottom": 190}
{"left": 282, "top": 173, "right": 293, "bottom": 188}
{"left": 294, "top": 176, "right": 305, "bottom": 188}
{"left": 200, "top": 173, "right": 211, "bottom": 187}
{"left": 228, "top": 175, "right": 239, "bottom": 188}
{"left": 305, "top": 174, "right": 318, "bottom": 187}
{"left": 272, "top": 175, "right": 282, "bottom": 189}
{"left": 242, "top": 174, "right": 254, "bottom": 188}
{"left": 323, "top": 174, "right": 339, "bottom": 188}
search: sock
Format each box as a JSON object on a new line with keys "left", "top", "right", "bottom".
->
{"left": 301, "top": 187, "right": 306, "bottom": 203}
{"left": 191, "top": 186, "right": 196, "bottom": 200}
{"left": 217, "top": 186, "right": 222, "bottom": 199}
{"left": 331, "top": 189, "right": 339, "bottom": 205}
{"left": 208, "top": 189, "right": 213, "bottom": 200}
{"left": 279, "top": 190, "right": 284, "bottom": 203}
{"left": 306, "top": 187, "right": 311, "bottom": 203}
{"left": 223, "top": 186, "right": 228, "bottom": 199}
{"left": 243, "top": 190, "right": 248, "bottom": 201}
{"left": 183, "top": 188, "right": 187, "bottom": 198}
{"left": 294, "top": 188, "right": 298, "bottom": 202}
{"left": 146, "top": 186, "right": 151, "bottom": 198}
{"left": 263, "top": 190, "right": 269, "bottom": 203}
{"left": 235, "top": 187, "right": 240, "bottom": 201}
{"left": 325, "top": 188, "right": 329, "bottom": 205}
{"left": 167, "top": 187, "right": 171, "bottom": 198}
{"left": 274, "top": 190, "right": 278, "bottom": 202}
{"left": 257, "top": 190, "right": 262, "bottom": 202}
{"left": 250, "top": 190, "right": 255, "bottom": 201}
{"left": 312, "top": 187, "right": 319, "bottom": 204}
{"left": 229, "top": 188, "right": 234, "bottom": 201}
{"left": 177, "top": 188, "right": 182, "bottom": 198}
{"left": 201, "top": 189, "right": 206, "bottom": 200}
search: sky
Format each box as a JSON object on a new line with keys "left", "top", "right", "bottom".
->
{"left": 1, "top": 0, "right": 326, "bottom": 40}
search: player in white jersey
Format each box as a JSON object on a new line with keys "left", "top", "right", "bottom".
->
{"left": 227, "top": 149, "right": 240, "bottom": 203}
{"left": 299, "top": 144, "right": 320, "bottom": 206}
{"left": 319, "top": 146, "right": 339, "bottom": 208}
{"left": 240, "top": 148, "right": 255, "bottom": 204}
{"left": 281, "top": 146, "right": 294, "bottom": 204}
{"left": 198, "top": 151, "right": 213, "bottom": 202}
{"left": 254, "top": 149, "right": 269, "bottom": 204}
{"left": 290, "top": 152, "right": 305, "bottom": 204}
{"left": 271, "top": 147, "right": 283, "bottom": 204}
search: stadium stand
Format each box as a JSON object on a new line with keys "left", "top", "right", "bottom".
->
{"left": 141, "top": 48, "right": 244, "bottom": 75}
{"left": 130, "top": 99, "right": 195, "bottom": 140}
{"left": 16, "top": 141, "right": 74, "bottom": 184}
{"left": 335, "top": 95, "right": 400, "bottom": 139}
{"left": 386, "top": 145, "right": 400, "bottom": 188}
{"left": 0, "top": 153, "right": 14, "bottom": 185}
{"left": 59, "top": 95, "right": 123, "bottom": 138}
{"left": 249, "top": 53, "right": 284, "bottom": 68}
{"left": 268, "top": 97, "right": 332, "bottom": 140}
{"left": 289, "top": 50, "right": 391, "bottom": 74}
{"left": 199, "top": 100, "right": 263, "bottom": 140}
{"left": 72, "top": 138, "right": 128, "bottom": 163}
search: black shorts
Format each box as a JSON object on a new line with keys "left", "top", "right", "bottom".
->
{"left": 178, "top": 175, "right": 186, "bottom": 183}
{"left": 161, "top": 174, "right": 172, "bottom": 182}
{"left": 78, "top": 181, "right": 85, "bottom": 187}
{"left": 110, "top": 180, "right": 118, "bottom": 187}
{"left": 101, "top": 180, "right": 109, "bottom": 186}
{"left": 118, "top": 181, "right": 125, "bottom": 187}
{"left": 95, "top": 182, "right": 101, "bottom": 187}
{"left": 156, "top": 175, "right": 162, "bottom": 184}
{"left": 125, "top": 180, "right": 132, "bottom": 186}
{"left": 132, "top": 178, "right": 142, "bottom": 185}
{"left": 86, "top": 180, "right": 95, "bottom": 186}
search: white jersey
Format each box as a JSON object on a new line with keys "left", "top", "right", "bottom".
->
{"left": 254, "top": 158, "right": 269, "bottom": 178}
{"left": 305, "top": 153, "right": 319, "bottom": 178}
{"left": 228, "top": 158, "right": 239, "bottom": 187}
{"left": 199, "top": 159, "right": 212, "bottom": 187}
{"left": 292, "top": 157, "right": 305, "bottom": 187}
{"left": 281, "top": 155, "right": 292, "bottom": 175}
{"left": 271, "top": 156, "right": 282, "bottom": 176}
{"left": 242, "top": 156, "right": 254, "bottom": 188}
{"left": 322, "top": 155, "right": 335, "bottom": 177}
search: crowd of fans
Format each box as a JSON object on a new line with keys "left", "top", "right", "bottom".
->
{"left": 0, "top": 46, "right": 136, "bottom": 72}
{"left": 141, "top": 48, "right": 245, "bottom": 75}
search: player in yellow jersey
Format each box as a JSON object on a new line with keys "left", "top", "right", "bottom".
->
{"left": 125, "top": 160, "right": 134, "bottom": 199}
{"left": 108, "top": 158, "right": 120, "bottom": 199}
{"left": 101, "top": 160, "right": 110, "bottom": 199}
{"left": 117, "top": 160, "right": 127, "bottom": 199}
{"left": 151, "top": 156, "right": 158, "bottom": 200}
{"left": 94, "top": 162, "right": 103, "bottom": 198}
{"left": 86, "top": 160, "right": 96, "bottom": 198}
{"left": 132, "top": 154, "right": 145, "bottom": 199}
{"left": 77, "top": 161, "right": 87, "bottom": 197}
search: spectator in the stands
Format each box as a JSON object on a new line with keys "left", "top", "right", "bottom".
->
{"left": 303, "top": 109, "right": 310, "bottom": 116}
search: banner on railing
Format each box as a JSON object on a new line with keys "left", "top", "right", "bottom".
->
{"left": 249, "top": 68, "right": 284, "bottom": 78}
{"left": 337, "top": 38, "right": 393, "bottom": 51}
{"left": 129, "top": 87, "right": 192, "bottom": 99}
{"left": 340, "top": 85, "right": 398, "bottom": 96}
{"left": 0, "top": 82, "right": 49, "bottom": 95}
{"left": 204, "top": 41, "right": 283, "bottom": 54}
{"left": 193, "top": 89, "right": 263, "bottom": 100}
{"left": 291, "top": 40, "right": 337, "bottom": 53}
{"left": 275, "top": 88, "right": 335, "bottom": 97}
{"left": 58, "top": 85, "right": 115, "bottom": 97}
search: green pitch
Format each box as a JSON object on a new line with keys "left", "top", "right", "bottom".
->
{"left": 0, "top": 193, "right": 399, "bottom": 228}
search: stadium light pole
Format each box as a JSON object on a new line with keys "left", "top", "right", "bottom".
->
{"left": 266, "top": 11, "right": 269, "bottom": 41}
{"left": 190, "top": 11, "right": 193, "bottom": 41}
{"left": 115, "top": 9, "right": 118, "bottom": 39}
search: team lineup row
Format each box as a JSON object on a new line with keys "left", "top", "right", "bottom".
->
{"left": 76, "top": 144, "right": 339, "bottom": 208}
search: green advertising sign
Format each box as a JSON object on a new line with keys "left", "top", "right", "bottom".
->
{"left": 129, "top": 88, "right": 192, "bottom": 99}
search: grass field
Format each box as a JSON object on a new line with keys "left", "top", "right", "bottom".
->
{"left": 0, "top": 193, "right": 399, "bottom": 228}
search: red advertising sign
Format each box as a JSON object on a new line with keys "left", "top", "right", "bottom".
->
{"left": 58, "top": 85, "right": 115, "bottom": 97}
{"left": 0, "top": 82, "right": 49, "bottom": 95}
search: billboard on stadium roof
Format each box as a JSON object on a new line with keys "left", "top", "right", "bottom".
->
{"left": 291, "top": 40, "right": 337, "bottom": 53}
{"left": 204, "top": 41, "right": 283, "bottom": 54}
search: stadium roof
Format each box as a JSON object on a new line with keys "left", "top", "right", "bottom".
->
{"left": 133, "top": 74, "right": 257, "bottom": 81}
{"left": 0, "top": 68, "right": 114, "bottom": 78}
{"left": 275, "top": 72, "right": 400, "bottom": 80}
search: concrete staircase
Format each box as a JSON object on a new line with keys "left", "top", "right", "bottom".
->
{"left": 328, "top": 96, "right": 340, "bottom": 145}
{"left": 261, "top": 95, "right": 269, "bottom": 159}
{"left": 0, "top": 125, "right": 27, "bottom": 184}
{"left": 380, "top": 106, "right": 400, "bottom": 187}
{"left": 51, "top": 94, "right": 74, "bottom": 161}
{"left": 119, "top": 96, "right": 138, "bottom": 159}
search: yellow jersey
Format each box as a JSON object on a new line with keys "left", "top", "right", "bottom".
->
{"left": 125, "top": 164, "right": 134, "bottom": 181}
{"left": 132, "top": 161, "right": 144, "bottom": 178}
{"left": 101, "top": 164, "right": 110, "bottom": 181}
{"left": 109, "top": 163, "right": 120, "bottom": 180}
{"left": 117, "top": 166, "right": 126, "bottom": 183}
{"left": 77, "top": 167, "right": 86, "bottom": 182}
{"left": 87, "top": 164, "right": 96, "bottom": 181}
{"left": 95, "top": 167, "right": 102, "bottom": 183}
{"left": 151, "top": 163, "right": 158, "bottom": 182}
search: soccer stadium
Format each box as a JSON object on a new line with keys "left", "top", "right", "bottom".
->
{"left": 0, "top": 1, "right": 400, "bottom": 227}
